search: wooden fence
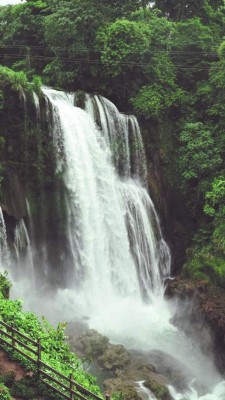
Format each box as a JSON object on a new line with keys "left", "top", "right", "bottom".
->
{"left": 0, "top": 320, "right": 110, "bottom": 400}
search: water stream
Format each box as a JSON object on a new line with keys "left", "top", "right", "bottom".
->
{"left": 0, "top": 206, "right": 9, "bottom": 270}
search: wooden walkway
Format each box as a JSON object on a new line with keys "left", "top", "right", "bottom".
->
{"left": 0, "top": 321, "right": 110, "bottom": 400}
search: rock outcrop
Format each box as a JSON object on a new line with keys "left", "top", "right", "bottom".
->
{"left": 166, "top": 276, "right": 225, "bottom": 373}
{"left": 67, "top": 326, "right": 172, "bottom": 400}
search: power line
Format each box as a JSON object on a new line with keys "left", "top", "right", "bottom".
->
{"left": 0, "top": 47, "right": 220, "bottom": 60}
{"left": 0, "top": 52, "right": 217, "bottom": 70}
{"left": 0, "top": 45, "right": 219, "bottom": 56}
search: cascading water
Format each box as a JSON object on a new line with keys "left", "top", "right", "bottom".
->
{"left": 137, "top": 381, "right": 157, "bottom": 400}
{"left": 0, "top": 207, "right": 9, "bottom": 270}
{"left": 14, "top": 218, "right": 34, "bottom": 282}
{"left": 42, "top": 87, "right": 170, "bottom": 304}
{"left": 85, "top": 94, "right": 147, "bottom": 180}
{"left": 33, "top": 91, "right": 41, "bottom": 126}
{"left": 6, "top": 87, "right": 225, "bottom": 400}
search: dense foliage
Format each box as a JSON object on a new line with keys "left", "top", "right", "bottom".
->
{"left": 1, "top": 0, "right": 225, "bottom": 284}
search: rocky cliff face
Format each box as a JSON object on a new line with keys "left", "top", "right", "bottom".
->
{"left": 0, "top": 87, "right": 69, "bottom": 285}
{"left": 140, "top": 117, "right": 195, "bottom": 273}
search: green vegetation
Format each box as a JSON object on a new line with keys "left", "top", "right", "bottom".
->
{"left": 0, "top": 66, "right": 30, "bottom": 91}
{"left": 0, "top": 373, "right": 42, "bottom": 400}
{"left": 0, "top": 272, "right": 12, "bottom": 300}
{"left": 0, "top": 383, "right": 12, "bottom": 400}
{"left": 0, "top": 274, "right": 102, "bottom": 399}
{"left": 0, "top": 295, "right": 101, "bottom": 394}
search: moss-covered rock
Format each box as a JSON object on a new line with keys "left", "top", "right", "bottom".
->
{"left": 99, "top": 344, "right": 130, "bottom": 371}
{"left": 73, "top": 329, "right": 109, "bottom": 357}
{"left": 144, "top": 378, "right": 172, "bottom": 400}
{"left": 69, "top": 328, "right": 171, "bottom": 400}
{"left": 104, "top": 378, "right": 141, "bottom": 400}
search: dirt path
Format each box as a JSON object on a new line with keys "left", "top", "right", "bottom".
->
{"left": 0, "top": 350, "right": 26, "bottom": 381}
{"left": 0, "top": 350, "right": 46, "bottom": 400}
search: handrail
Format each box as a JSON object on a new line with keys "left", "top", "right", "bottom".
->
{"left": 0, "top": 320, "right": 38, "bottom": 346}
{"left": 0, "top": 321, "right": 110, "bottom": 400}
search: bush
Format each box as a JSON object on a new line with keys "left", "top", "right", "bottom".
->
{"left": 184, "top": 246, "right": 225, "bottom": 287}
{"left": 0, "top": 66, "right": 31, "bottom": 92}
{"left": 0, "top": 292, "right": 101, "bottom": 397}
{"left": 0, "top": 272, "right": 12, "bottom": 299}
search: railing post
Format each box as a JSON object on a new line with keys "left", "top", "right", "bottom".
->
{"left": 105, "top": 394, "right": 110, "bottom": 400}
{"left": 37, "top": 338, "right": 41, "bottom": 374}
{"left": 70, "top": 373, "right": 74, "bottom": 400}
{"left": 11, "top": 324, "right": 15, "bottom": 347}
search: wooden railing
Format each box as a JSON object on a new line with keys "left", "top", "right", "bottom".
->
{"left": 0, "top": 320, "right": 110, "bottom": 400}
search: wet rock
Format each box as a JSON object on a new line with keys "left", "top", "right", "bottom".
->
{"left": 65, "top": 320, "right": 89, "bottom": 341}
{"left": 69, "top": 329, "right": 109, "bottom": 358}
{"left": 99, "top": 344, "right": 130, "bottom": 371}
{"left": 104, "top": 377, "right": 142, "bottom": 400}
{"left": 144, "top": 378, "right": 172, "bottom": 400}
{"left": 1, "top": 166, "right": 26, "bottom": 220}
{"left": 68, "top": 329, "right": 170, "bottom": 400}
{"left": 147, "top": 350, "right": 191, "bottom": 390}
{"left": 166, "top": 275, "right": 225, "bottom": 373}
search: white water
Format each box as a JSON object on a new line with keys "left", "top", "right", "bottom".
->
{"left": 85, "top": 94, "right": 147, "bottom": 179}
{"left": 14, "top": 218, "right": 35, "bottom": 285}
{"left": 0, "top": 206, "right": 9, "bottom": 270}
{"left": 4, "top": 87, "right": 225, "bottom": 400}
{"left": 42, "top": 87, "right": 170, "bottom": 302}
{"left": 137, "top": 381, "right": 157, "bottom": 400}
{"left": 33, "top": 91, "right": 40, "bottom": 126}
{"left": 169, "top": 381, "right": 225, "bottom": 400}
{"left": 39, "top": 88, "right": 225, "bottom": 400}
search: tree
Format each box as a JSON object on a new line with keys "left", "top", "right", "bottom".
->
{"left": 43, "top": 0, "right": 105, "bottom": 89}
{"left": 0, "top": 1, "right": 47, "bottom": 76}
{"left": 154, "top": 0, "right": 224, "bottom": 21}
{"left": 97, "top": 20, "right": 151, "bottom": 77}
{"left": 170, "top": 18, "right": 216, "bottom": 91}
{"left": 208, "top": 40, "right": 225, "bottom": 123}
{"left": 204, "top": 176, "right": 225, "bottom": 217}
{"left": 178, "top": 122, "right": 221, "bottom": 186}
{"left": 93, "top": 0, "right": 143, "bottom": 19}
{"left": 131, "top": 82, "right": 184, "bottom": 119}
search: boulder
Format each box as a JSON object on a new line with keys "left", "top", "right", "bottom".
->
{"left": 68, "top": 328, "right": 171, "bottom": 399}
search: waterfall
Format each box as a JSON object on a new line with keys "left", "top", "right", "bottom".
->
{"left": 0, "top": 207, "right": 9, "bottom": 270}
{"left": 136, "top": 381, "right": 157, "bottom": 400}
{"left": 14, "top": 218, "right": 35, "bottom": 284}
{"left": 42, "top": 87, "right": 170, "bottom": 302}
{"left": 168, "top": 381, "right": 225, "bottom": 400}
{"left": 7, "top": 87, "right": 225, "bottom": 400}
{"left": 33, "top": 91, "right": 41, "bottom": 126}
{"left": 85, "top": 94, "right": 147, "bottom": 180}
{"left": 39, "top": 88, "right": 225, "bottom": 400}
